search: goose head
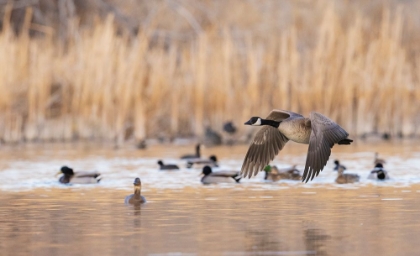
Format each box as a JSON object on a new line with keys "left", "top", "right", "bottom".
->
{"left": 157, "top": 160, "right": 164, "bottom": 166}
{"left": 245, "top": 117, "right": 262, "bottom": 126}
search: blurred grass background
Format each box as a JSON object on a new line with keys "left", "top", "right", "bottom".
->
{"left": 0, "top": 0, "right": 420, "bottom": 144}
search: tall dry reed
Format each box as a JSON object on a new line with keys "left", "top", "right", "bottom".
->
{"left": 0, "top": 1, "right": 419, "bottom": 143}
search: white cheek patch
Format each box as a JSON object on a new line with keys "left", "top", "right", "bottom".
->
{"left": 252, "top": 118, "right": 262, "bottom": 126}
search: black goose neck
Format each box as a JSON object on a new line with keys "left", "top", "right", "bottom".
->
{"left": 261, "top": 119, "right": 280, "bottom": 128}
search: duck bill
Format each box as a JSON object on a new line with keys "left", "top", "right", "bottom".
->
{"left": 55, "top": 171, "right": 62, "bottom": 177}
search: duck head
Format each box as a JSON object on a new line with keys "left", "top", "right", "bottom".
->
{"left": 157, "top": 160, "right": 164, "bottom": 166}
{"left": 263, "top": 165, "right": 272, "bottom": 180}
{"left": 209, "top": 155, "right": 218, "bottom": 162}
{"left": 202, "top": 166, "right": 212, "bottom": 176}
{"left": 133, "top": 177, "right": 141, "bottom": 187}
{"left": 57, "top": 166, "right": 74, "bottom": 177}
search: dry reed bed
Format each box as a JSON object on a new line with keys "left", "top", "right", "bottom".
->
{"left": 0, "top": 3, "right": 418, "bottom": 143}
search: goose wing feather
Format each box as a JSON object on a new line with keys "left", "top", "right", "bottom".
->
{"left": 266, "top": 109, "right": 302, "bottom": 121}
{"left": 241, "top": 126, "right": 289, "bottom": 178}
{"left": 302, "top": 112, "right": 350, "bottom": 182}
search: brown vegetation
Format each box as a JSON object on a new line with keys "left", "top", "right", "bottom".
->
{"left": 0, "top": 0, "right": 419, "bottom": 143}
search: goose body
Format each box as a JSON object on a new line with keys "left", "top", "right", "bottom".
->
{"left": 264, "top": 165, "right": 302, "bottom": 181}
{"left": 368, "top": 163, "right": 390, "bottom": 180}
{"left": 187, "top": 155, "right": 218, "bottom": 168}
{"left": 180, "top": 144, "right": 201, "bottom": 159}
{"left": 242, "top": 110, "right": 353, "bottom": 183}
{"left": 125, "top": 177, "right": 146, "bottom": 205}
{"left": 57, "top": 166, "right": 101, "bottom": 184}
{"left": 201, "top": 166, "right": 241, "bottom": 184}
{"left": 157, "top": 160, "right": 179, "bottom": 170}
{"left": 335, "top": 166, "right": 360, "bottom": 184}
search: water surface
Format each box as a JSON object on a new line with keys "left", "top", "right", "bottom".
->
{"left": 0, "top": 142, "right": 419, "bottom": 255}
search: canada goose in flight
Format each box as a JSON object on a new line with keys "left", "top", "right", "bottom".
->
{"left": 200, "top": 166, "right": 241, "bottom": 184}
{"left": 333, "top": 160, "right": 347, "bottom": 171}
{"left": 241, "top": 110, "right": 353, "bottom": 183}
{"left": 263, "top": 165, "right": 302, "bottom": 181}
{"left": 180, "top": 144, "right": 201, "bottom": 159}
{"left": 187, "top": 155, "right": 218, "bottom": 168}
{"left": 335, "top": 166, "right": 360, "bottom": 184}
{"left": 125, "top": 177, "right": 146, "bottom": 205}
{"left": 368, "top": 163, "right": 390, "bottom": 180}
{"left": 157, "top": 160, "right": 180, "bottom": 170}
{"left": 56, "top": 166, "right": 101, "bottom": 184}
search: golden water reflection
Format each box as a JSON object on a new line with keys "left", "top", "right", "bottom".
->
{"left": 0, "top": 186, "right": 419, "bottom": 255}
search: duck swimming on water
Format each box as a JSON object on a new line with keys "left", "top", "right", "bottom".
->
{"left": 200, "top": 166, "right": 241, "bottom": 185}
{"left": 57, "top": 166, "right": 101, "bottom": 184}
{"left": 180, "top": 144, "right": 202, "bottom": 159}
{"left": 263, "top": 165, "right": 302, "bottom": 181}
{"left": 157, "top": 160, "right": 179, "bottom": 170}
{"left": 335, "top": 166, "right": 360, "bottom": 184}
{"left": 125, "top": 177, "right": 146, "bottom": 205}
{"left": 368, "top": 163, "right": 390, "bottom": 180}
{"left": 241, "top": 110, "right": 353, "bottom": 183}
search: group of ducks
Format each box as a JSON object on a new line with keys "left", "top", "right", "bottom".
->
{"left": 250, "top": 152, "right": 390, "bottom": 184}
{"left": 158, "top": 144, "right": 240, "bottom": 184}
{"left": 54, "top": 143, "right": 391, "bottom": 207}
{"left": 54, "top": 143, "right": 239, "bottom": 206}
{"left": 122, "top": 150, "right": 391, "bottom": 206}
{"left": 333, "top": 153, "right": 390, "bottom": 184}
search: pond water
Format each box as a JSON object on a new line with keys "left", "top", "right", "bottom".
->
{"left": 0, "top": 141, "right": 419, "bottom": 255}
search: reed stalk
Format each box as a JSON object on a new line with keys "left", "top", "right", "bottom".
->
{"left": 0, "top": 1, "right": 418, "bottom": 143}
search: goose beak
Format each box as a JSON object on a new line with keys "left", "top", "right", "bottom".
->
{"left": 244, "top": 120, "right": 252, "bottom": 125}
{"left": 55, "top": 171, "right": 62, "bottom": 177}
{"left": 198, "top": 173, "right": 204, "bottom": 177}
